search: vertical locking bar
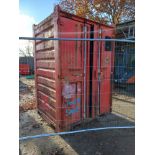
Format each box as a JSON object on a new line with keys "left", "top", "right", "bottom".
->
{"left": 83, "top": 26, "right": 87, "bottom": 119}
{"left": 97, "top": 29, "right": 102, "bottom": 115}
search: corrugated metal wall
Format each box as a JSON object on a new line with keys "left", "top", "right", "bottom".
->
{"left": 34, "top": 15, "right": 57, "bottom": 127}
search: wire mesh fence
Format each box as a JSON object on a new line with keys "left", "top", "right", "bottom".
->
{"left": 112, "top": 41, "right": 135, "bottom": 121}
{"left": 19, "top": 37, "right": 134, "bottom": 134}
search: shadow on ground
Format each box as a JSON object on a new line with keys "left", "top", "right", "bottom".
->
{"left": 20, "top": 110, "right": 135, "bottom": 155}
{"left": 62, "top": 113, "right": 135, "bottom": 155}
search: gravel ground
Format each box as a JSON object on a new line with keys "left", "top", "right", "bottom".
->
{"left": 19, "top": 77, "right": 36, "bottom": 112}
{"left": 19, "top": 77, "right": 35, "bottom": 106}
{"left": 19, "top": 110, "right": 78, "bottom": 155}
{"left": 112, "top": 98, "right": 135, "bottom": 121}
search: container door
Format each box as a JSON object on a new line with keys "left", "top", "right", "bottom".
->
{"left": 59, "top": 17, "right": 91, "bottom": 129}
{"left": 99, "top": 34, "right": 113, "bottom": 114}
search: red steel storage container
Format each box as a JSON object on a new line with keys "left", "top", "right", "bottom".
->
{"left": 19, "top": 64, "right": 30, "bottom": 75}
{"left": 33, "top": 5, "right": 115, "bottom": 131}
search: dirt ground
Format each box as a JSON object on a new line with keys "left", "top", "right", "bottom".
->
{"left": 112, "top": 98, "right": 135, "bottom": 121}
{"left": 19, "top": 77, "right": 135, "bottom": 155}
{"left": 19, "top": 77, "right": 36, "bottom": 111}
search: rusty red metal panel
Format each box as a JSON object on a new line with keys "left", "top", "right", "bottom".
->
{"left": 34, "top": 5, "right": 115, "bottom": 131}
{"left": 100, "top": 26, "right": 115, "bottom": 114}
{"left": 37, "top": 76, "right": 56, "bottom": 89}
{"left": 36, "top": 51, "right": 55, "bottom": 60}
{"left": 36, "top": 60, "right": 55, "bottom": 69}
{"left": 90, "top": 25, "right": 115, "bottom": 117}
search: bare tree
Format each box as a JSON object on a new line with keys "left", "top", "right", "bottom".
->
{"left": 19, "top": 41, "right": 34, "bottom": 57}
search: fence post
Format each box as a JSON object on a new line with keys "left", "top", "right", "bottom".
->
{"left": 83, "top": 26, "right": 87, "bottom": 119}
{"left": 97, "top": 29, "right": 102, "bottom": 115}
